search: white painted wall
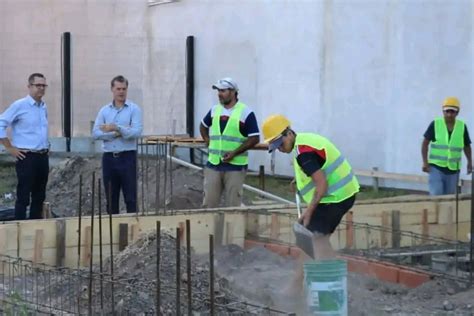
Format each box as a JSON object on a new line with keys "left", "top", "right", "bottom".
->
{"left": 1, "top": 0, "right": 472, "bottom": 183}
{"left": 0, "top": 0, "right": 189, "bottom": 137}
{"left": 147, "top": 0, "right": 473, "bottom": 182}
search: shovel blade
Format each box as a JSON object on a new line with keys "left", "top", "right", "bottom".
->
{"left": 293, "top": 222, "right": 314, "bottom": 258}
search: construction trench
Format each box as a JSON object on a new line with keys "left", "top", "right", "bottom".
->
{"left": 0, "top": 138, "right": 473, "bottom": 315}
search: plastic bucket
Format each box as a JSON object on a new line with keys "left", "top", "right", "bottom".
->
{"left": 303, "top": 259, "right": 348, "bottom": 316}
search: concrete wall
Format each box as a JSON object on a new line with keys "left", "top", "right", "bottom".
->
{"left": 147, "top": 0, "right": 474, "bottom": 182}
{"left": 1, "top": 0, "right": 472, "bottom": 182}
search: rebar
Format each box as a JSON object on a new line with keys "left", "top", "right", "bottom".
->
{"left": 169, "top": 142, "right": 173, "bottom": 205}
{"left": 186, "top": 219, "right": 192, "bottom": 315}
{"left": 470, "top": 171, "right": 473, "bottom": 286}
{"left": 164, "top": 140, "right": 168, "bottom": 212}
{"left": 140, "top": 138, "right": 145, "bottom": 215}
{"left": 108, "top": 181, "right": 115, "bottom": 314}
{"left": 209, "top": 234, "right": 215, "bottom": 316}
{"left": 155, "top": 142, "right": 160, "bottom": 215}
{"left": 98, "top": 177, "right": 104, "bottom": 310}
{"left": 156, "top": 221, "right": 161, "bottom": 314}
{"left": 88, "top": 171, "right": 95, "bottom": 315}
{"left": 176, "top": 226, "right": 181, "bottom": 316}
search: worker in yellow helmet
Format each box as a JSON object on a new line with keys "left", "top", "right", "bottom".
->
{"left": 422, "top": 97, "right": 472, "bottom": 195}
{"left": 262, "top": 114, "right": 359, "bottom": 293}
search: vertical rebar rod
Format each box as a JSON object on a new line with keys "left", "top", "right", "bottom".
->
{"left": 186, "top": 219, "right": 192, "bottom": 315}
{"left": 78, "top": 174, "right": 83, "bottom": 263}
{"left": 209, "top": 234, "right": 215, "bottom": 316}
{"left": 156, "top": 221, "right": 161, "bottom": 315}
{"left": 145, "top": 138, "right": 149, "bottom": 214}
{"left": 98, "top": 177, "right": 104, "bottom": 310}
{"left": 141, "top": 138, "right": 145, "bottom": 215}
{"left": 169, "top": 142, "right": 173, "bottom": 206}
{"left": 109, "top": 181, "right": 115, "bottom": 314}
{"left": 176, "top": 227, "right": 181, "bottom": 316}
{"left": 470, "top": 171, "right": 474, "bottom": 286}
{"left": 164, "top": 140, "right": 168, "bottom": 212}
{"left": 155, "top": 141, "right": 160, "bottom": 215}
{"left": 88, "top": 171, "right": 96, "bottom": 315}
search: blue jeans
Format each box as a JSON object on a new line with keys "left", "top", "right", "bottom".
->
{"left": 428, "top": 166, "right": 458, "bottom": 195}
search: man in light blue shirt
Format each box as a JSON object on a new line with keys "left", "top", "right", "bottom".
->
{"left": 93, "top": 75, "right": 143, "bottom": 214}
{"left": 0, "top": 73, "right": 50, "bottom": 220}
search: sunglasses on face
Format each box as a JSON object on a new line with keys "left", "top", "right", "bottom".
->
{"left": 31, "top": 84, "right": 48, "bottom": 88}
{"left": 444, "top": 109, "right": 458, "bottom": 114}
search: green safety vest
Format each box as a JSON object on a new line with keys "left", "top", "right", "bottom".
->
{"left": 293, "top": 133, "right": 360, "bottom": 204}
{"left": 428, "top": 118, "right": 465, "bottom": 171}
{"left": 208, "top": 102, "right": 248, "bottom": 166}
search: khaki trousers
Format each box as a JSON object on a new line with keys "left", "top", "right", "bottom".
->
{"left": 202, "top": 168, "right": 246, "bottom": 208}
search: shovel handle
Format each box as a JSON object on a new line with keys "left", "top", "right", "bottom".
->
{"left": 295, "top": 193, "right": 302, "bottom": 217}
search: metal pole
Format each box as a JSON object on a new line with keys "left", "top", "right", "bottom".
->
{"left": 141, "top": 138, "right": 145, "bottom": 215}
{"left": 145, "top": 139, "right": 149, "bottom": 214}
{"left": 209, "top": 234, "right": 215, "bottom": 316}
{"left": 176, "top": 227, "right": 181, "bottom": 316}
{"left": 108, "top": 181, "right": 115, "bottom": 314}
{"left": 186, "top": 219, "right": 192, "bottom": 315}
{"left": 455, "top": 171, "right": 460, "bottom": 276}
{"left": 169, "top": 142, "right": 173, "bottom": 207}
{"left": 77, "top": 174, "right": 83, "bottom": 269}
{"left": 155, "top": 141, "right": 160, "bottom": 215}
{"left": 164, "top": 139, "right": 168, "bottom": 212}
{"left": 88, "top": 171, "right": 96, "bottom": 315}
{"left": 470, "top": 170, "right": 473, "bottom": 286}
{"left": 98, "top": 177, "right": 104, "bottom": 310}
{"left": 156, "top": 221, "right": 161, "bottom": 315}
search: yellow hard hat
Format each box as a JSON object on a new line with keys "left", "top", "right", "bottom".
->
{"left": 262, "top": 114, "right": 291, "bottom": 143}
{"left": 443, "top": 97, "right": 460, "bottom": 108}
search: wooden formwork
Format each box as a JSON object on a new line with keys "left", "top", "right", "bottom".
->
{"left": 0, "top": 194, "right": 471, "bottom": 268}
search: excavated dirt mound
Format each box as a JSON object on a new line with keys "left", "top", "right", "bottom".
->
{"left": 47, "top": 156, "right": 204, "bottom": 217}
{"left": 212, "top": 244, "right": 474, "bottom": 315}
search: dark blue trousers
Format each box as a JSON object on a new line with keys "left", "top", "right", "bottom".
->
{"left": 15, "top": 152, "right": 49, "bottom": 220}
{"left": 102, "top": 151, "right": 137, "bottom": 214}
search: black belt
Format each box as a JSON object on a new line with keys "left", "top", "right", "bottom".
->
{"left": 20, "top": 148, "right": 49, "bottom": 154}
{"left": 104, "top": 150, "right": 135, "bottom": 158}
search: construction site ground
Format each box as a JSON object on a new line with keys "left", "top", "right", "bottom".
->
{"left": 0, "top": 155, "right": 473, "bottom": 315}
{"left": 1, "top": 155, "right": 411, "bottom": 216}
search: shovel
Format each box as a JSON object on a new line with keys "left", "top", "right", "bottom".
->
{"left": 293, "top": 193, "right": 315, "bottom": 258}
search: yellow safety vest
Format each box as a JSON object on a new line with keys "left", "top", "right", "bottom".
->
{"left": 208, "top": 102, "right": 248, "bottom": 165}
{"left": 428, "top": 118, "right": 465, "bottom": 171}
{"left": 293, "top": 133, "right": 359, "bottom": 204}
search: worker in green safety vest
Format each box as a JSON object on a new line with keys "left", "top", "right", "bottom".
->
{"left": 200, "top": 78, "right": 259, "bottom": 208}
{"left": 262, "top": 114, "right": 359, "bottom": 294}
{"left": 422, "top": 97, "right": 472, "bottom": 195}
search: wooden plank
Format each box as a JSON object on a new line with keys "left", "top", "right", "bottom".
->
{"left": 421, "top": 209, "right": 429, "bottom": 244}
{"left": 346, "top": 212, "right": 354, "bottom": 249}
{"left": 119, "top": 223, "right": 129, "bottom": 251}
{"left": 392, "top": 210, "right": 401, "bottom": 248}
{"left": 131, "top": 224, "right": 140, "bottom": 242}
{"left": 214, "top": 213, "right": 225, "bottom": 247}
{"left": 270, "top": 213, "right": 280, "bottom": 239}
{"left": 56, "top": 220, "right": 66, "bottom": 266}
{"left": 225, "top": 221, "right": 234, "bottom": 245}
{"left": 354, "top": 169, "right": 427, "bottom": 183}
{"left": 33, "top": 230, "right": 44, "bottom": 264}
{"left": 381, "top": 211, "right": 390, "bottom": 247}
